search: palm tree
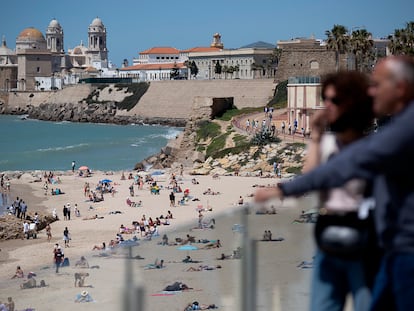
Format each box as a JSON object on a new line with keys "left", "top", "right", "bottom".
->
{"left": 388, "top": 21, "right": 414, "bottom": 56}
{"left": 325, "top": 24, "right": 350, "bottom": 71}
{"left": 350, "top": 29, "right": 374, "bottom": 72}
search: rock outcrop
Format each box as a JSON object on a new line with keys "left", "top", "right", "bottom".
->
{"left": 0, "top": 213, "right": 57, "bottom": 241}
{"left": 190, "top": 141, "right": 305, "bottom": 177}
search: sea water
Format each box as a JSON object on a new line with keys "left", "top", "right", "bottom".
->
{"left": 0, "top": 115, "right": 182, "bottom": 172}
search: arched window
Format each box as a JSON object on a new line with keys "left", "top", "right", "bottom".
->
{"left": 310, "top": 60, "right": 319, "bottom": 69}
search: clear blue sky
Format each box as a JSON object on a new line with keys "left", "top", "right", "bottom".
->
{"left": 1, "top": 0, "right": 412, "bottom": 66}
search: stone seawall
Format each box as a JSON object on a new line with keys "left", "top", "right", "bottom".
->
{"left": 1, "top": 79, "right": 275, "bottom": 126}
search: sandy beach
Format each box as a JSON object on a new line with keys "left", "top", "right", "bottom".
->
{"left": 0, "top": 170, "right": 316, "bottom": 311}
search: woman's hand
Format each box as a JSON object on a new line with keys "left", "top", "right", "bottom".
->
{"left": 254, "top": 186, "right": 283, "bottom": 202}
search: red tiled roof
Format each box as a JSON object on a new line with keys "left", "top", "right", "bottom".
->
{"left": 121, "top": 62, "right": 186, "bottom": 71}
{"left": 181, "top": 46, "right": 221, "bottom": 53}
{"left": 139, "top": 47, "right": 180, "bottom": 55}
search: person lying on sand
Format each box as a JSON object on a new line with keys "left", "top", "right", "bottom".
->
{"left": 217, "top": 253, "right": 232, "bottom": 260}
{"left": 182, "top": 256, "right": 202, "bottom": 264}
{"left": 203, "top": 188, "right": 220, "bottom": 195}
{"left": 186, "top": 265, "right": 222, "bottom": 272}
{"left": 83, "top": 214, "right": 104, "bottom": 220}
{"left": 163, "top": 282, "right": 192, "bottom": 292}
{"left": 184, "top": 301, "right": 218, "bottom": 310}
{"left": 201, "top": 240, "right": 221, "bottom": 249}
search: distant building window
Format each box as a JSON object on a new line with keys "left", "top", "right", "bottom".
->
{"left": 156, "top": 57, "right": 160, "bottom": 59}
{"left": 175, "top": 57, "right": 178, "bottom": 59}
{"left": 36, "top": 67, "right": 40, "bottom": 73}
{"left": 161, "top": 57, "right": 165, "bottom": 59}
{"left": 310, "top": 61, "right": 319, "bottom": 69}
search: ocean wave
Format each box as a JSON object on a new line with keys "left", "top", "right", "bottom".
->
{"left": 36, "top": 143, "right": 89, "bottom": 152}
{"left": 149, "top": 129, "right": 182, "bottom": 140}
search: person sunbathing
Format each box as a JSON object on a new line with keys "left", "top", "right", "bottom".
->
{"left": 184, "top": 301, "right": 218, "bottom": 310}
{"left": 92, "top": 242, "right": 106, "bottom": 251}
{"left": 164, "top": 282, "right": 192, "bottom": 291}
{"left": 186, "top": 265, "right": 222, "bottom": 272}
{"left": 201, "top": 240, "right": 221, "bottom": 249}
{"left": 217, "top": 253, "right": 232, "bottom": 260}
{"left": 203, "top": 188, "right": 220, "bottom": 195}
{"left": 83, "top": 214, "right": 104, "bottom": 220}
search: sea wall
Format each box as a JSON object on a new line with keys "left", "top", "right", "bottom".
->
{"left": 1, "top": 79, "right": 275, "bottom": 126}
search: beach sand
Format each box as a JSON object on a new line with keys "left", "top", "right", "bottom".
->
{"left": 0, "top": 171, "right": 317, "bottom": 310}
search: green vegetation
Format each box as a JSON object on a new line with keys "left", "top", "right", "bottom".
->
{"left": 267, "top": 80, "right": 288, "bottom": 108}
{"left": 80, "top": 83, "right": 150, "bottom": 111}
{"left": 216, "top": 107, "right": 263, "bottom": 121}
{"left": 209, "top": 142, "right": 251, "bottom": 159}
{"left": 206, "top": 133, "right": 229, "bottom": 158}
{"left": 115, "top": 82, "right": 150, "bottom": 111}
{"left": 233, "top": 134, "right": 248, "bottom": 147}
{"left": 251, "top": 130, "right": 281, "bottom": 146}
{"left": 388, "top": 21, "right": 414, "bottom": 56}
{"left": 196, "top": 121, "right": 221, "bottom": 141}
{"left": 286, "top": 166, "right": 303, "bottom": 175}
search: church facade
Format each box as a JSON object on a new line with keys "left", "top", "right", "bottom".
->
{"left": 0, "top": 17, "right": 110, "bottom": 91}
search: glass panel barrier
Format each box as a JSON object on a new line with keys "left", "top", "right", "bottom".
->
{"left": 0, "top": 176, "right": 317, "bottom": 311}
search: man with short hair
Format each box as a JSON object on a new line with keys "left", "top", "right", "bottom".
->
{"left": 255, "top": 56, "right": 414, "bottom": 311}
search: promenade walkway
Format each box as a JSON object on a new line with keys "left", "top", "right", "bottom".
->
{"left": 231, "top": 108, "right": 310, "bottom": 144}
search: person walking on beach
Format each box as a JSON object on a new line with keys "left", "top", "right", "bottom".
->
{"left": 169, "top": 192, "right": 175, "bottom": 207}
{"left": 46, "top": 224, "right": 52, "bottom": 242}
{"left": 63, "top": 227, "right": 70, "bottom": 247}
{"left": 129, "top": 183, "right": 134, "bottom": 197}
{"left": 62, "top": 204, "right": 67, "bottom": 220}
{"left": 66, "top": 203, "right": 71, "bottom": 220}
{"left": 54, "top": 245, "right": 64, "bottom": 273}
{"left": 255, "top": 56, "right": 414, "bottom": 311}
{"left": 71, "top": 161, "right": 76, "bottom": 173}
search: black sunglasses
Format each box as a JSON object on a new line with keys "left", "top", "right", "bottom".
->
{"left": 322, "top": 95, "right": 340, "bottom": 105}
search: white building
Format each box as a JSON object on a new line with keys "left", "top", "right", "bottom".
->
{"left": 188, "top": 47, "right": 276, "bottom": 80}
{"left": 287, "top": 76, "right": 323, "bottom": 132}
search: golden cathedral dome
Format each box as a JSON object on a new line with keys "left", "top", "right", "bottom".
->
{"left": 17, "top": 27, "right": 45, "bottom": 41}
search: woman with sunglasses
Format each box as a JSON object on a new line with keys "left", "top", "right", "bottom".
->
{"left": 304, "top": 71, "right": 378, "bottom": 311}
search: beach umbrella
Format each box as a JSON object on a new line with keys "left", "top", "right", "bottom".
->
{"left": 79, "top": 166, "right": 89, "bottom": 171}
{"left": 101, "top": 179, "right": 112, "bottom": 183}
{"left": 177, "top": 244, "right": 198, "bottom": 257}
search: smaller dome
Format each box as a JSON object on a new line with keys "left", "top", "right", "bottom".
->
{"left": 0, "top": 37, "right": 15, "bottom": 56}
{"left": 73, "top": 47, "right": 83, "bottom": 55}
{"left": 91, "top": 17, "right": 103, "bottom": 27}
{"left": 17, "top": 27, "right": 45, "bottom": 41}
{"left": 48, "top": 19, "right": 61, "bottom": 28}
